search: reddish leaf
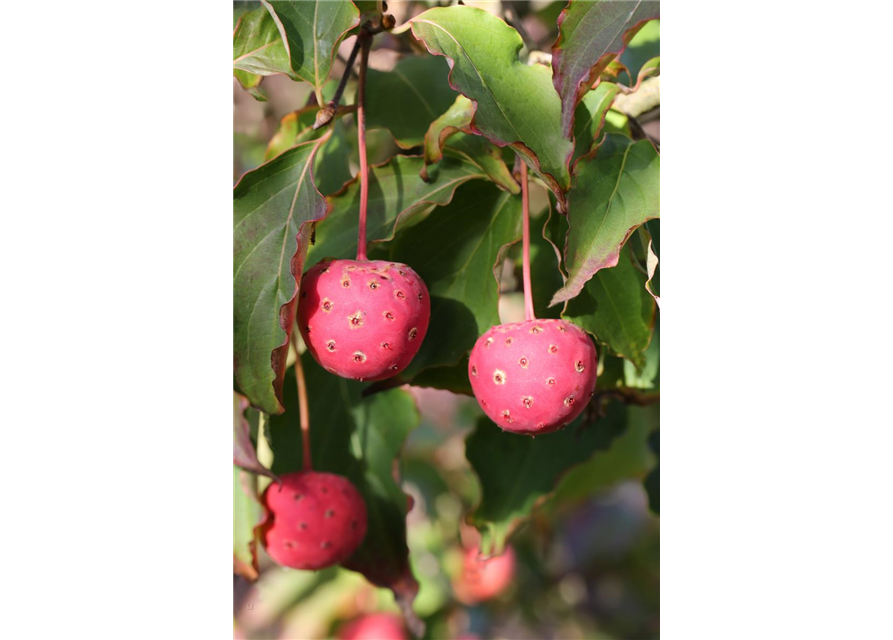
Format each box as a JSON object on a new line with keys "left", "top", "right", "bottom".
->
{"left": 552, "top": 1, "right": 659, "bottom": 138}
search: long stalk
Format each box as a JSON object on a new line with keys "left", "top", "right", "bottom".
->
{"left": 356, "top": 32, "right": 372, "bottom": 261}
{"left": 290, "top": 330, "right": 312, "bottom": 471}
{"left": 520, "top": 161, "right": 536, "bottom": 321}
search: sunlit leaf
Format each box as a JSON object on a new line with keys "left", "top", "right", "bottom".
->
{"left": 551, "top": 134, "right": 659, "bottom": 306}
{"left": 234, "top": 135, "right": 331, "bottom": 414}
{"left": 411, "top": 5, "right": 574, "bottom": 209}
{"left": 233, "top": 5, "right": 292, "bottom": 84}
{"left": 262, "top": 0, "right": 360, "bottom": 98}
{"left": 551, "top": 0, "right": 659, "bottom": 137}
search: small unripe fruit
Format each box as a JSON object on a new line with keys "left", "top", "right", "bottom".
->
{"left": 297, "top": 259, "right": 430, "bottom": 381}
{"left": 339, "top": 613, "right": 407, "bottom": 640}
{"left": 260, "top": 471, "right": 367, "bottom": 570}
{"left": 454, "top": 546, "right": 516, "bottom": 604}
{"left": 468, "top": 319, "right": 597, "bottom": 434}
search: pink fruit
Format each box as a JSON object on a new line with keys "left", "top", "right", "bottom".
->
{"left": 297, "top": 259, "right": 431, "bottom": 381}
{"left": 455, "top": 546, "right": 516, "bottom": 604}
{"left": 339, "top": 613, "right": 407, "bottom": 640}
{"left": 468, "top": 319, "right": 597, "bottom": 434}
{"left": 260, "top": 471, "right": 367, "bottom": 570}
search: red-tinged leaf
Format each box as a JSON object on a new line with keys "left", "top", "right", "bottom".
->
{"left": 233, "top": 392, "right": 278, "bottom": 481}
{"left": 234, "top": 466, "right": 263, "bottom": 582}
{"left": 410, "top": 6, "right": 574, "bottom": 211}
{"left": 234, "top": 134, "right": 331, "bottom": 414}
{"left": 552, "top": 1, "right": 659, "bottom": 138}
{"left": 572, "top": 80, "right": 620, "bottom": 169}
{"left": 421, "top": 95, "right": 519, "bottom": 194}
{"left": 551, "top": 134, "right": 659, "bottom": 306}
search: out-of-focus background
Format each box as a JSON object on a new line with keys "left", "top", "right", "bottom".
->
{"left": 234, "top": 2, "right": 659, "bottom": 639}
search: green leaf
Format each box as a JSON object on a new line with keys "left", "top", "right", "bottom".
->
{"left": 382, "top": 180, "right": 521, "bottom": 378}
{"left": 313, "top": 119, "right": 354, "bottom": 196}
{"left": 411, "top": 6, "right": 573, "bottom": 208}
{"left": 572, "top": 81, "right": 620, "bottom": 167}
{"left": 465, "top": 400, "right": 628, "bottom": 555}
{"left": 234, "top": 466, "right": 263, "bottom": 581}
{"left": 529, "top": 204, "right": 566, "bottom": 320}
{"left": 262, "top": 0, "right": 360, "bottom": 99}
{"left": 551, "top": 134, "right": 660, "bottom": 306}
{"left": 366, "top": 55, "right": 458, "bottom": 149}
{"left": 563, "top": 244, "right": 656, "bottom": 369}
{"left": 422, "top": 94, "right": 474, "bottom": 167}
{"left": 267, "top": 356, "right": 423, "bottom": 634}
{"left": 265, "top": 108, "right": 322, "bottom": 161}
{"left": 623, "top": 317, "right": 659, "bottom": 388}
{"left": 233, "top": 5, "right": 291, "bottom": 83}
{"left": 408, "top": 355, "right": 473, "bottom": 396}
{"left": 234, "top": 135, "right": 331, "bottom": 414}
{"left": 545, "top": 403, "right": 658, "bottom": 510}
{"left": 421, "top": 95, "right": 520, "bottom": 194}
{"left": 641, "top": 219, "right": 660, "bottom": 307}
{"left": 444, "top": 136, "right": 520, "bottom": 195}
{"left": 551, "top": 0, "right": 659, "bottom": 137}
{"left": 234, "top": 392, "right": 277, "bottom": 480}
{"left": 644, "top": 428, "right": 659, "bottom": 514}
{"left": 306, "top": 155, "right": 487, "bottom": 267}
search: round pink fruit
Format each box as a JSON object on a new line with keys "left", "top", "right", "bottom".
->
{"left": 260, "top": 471, "right": 367, "bottom": 570}
{"left": 297, "top": 259, "right": 430, "bottom": 381}
{"left": 339, "top": 613, "right": 407, "bottom": 640}
{"left": 455, "top": 546, "right": 516, "bottom": 604}
{"left": 468, "top": 319, "right": 598, "bottom": 434}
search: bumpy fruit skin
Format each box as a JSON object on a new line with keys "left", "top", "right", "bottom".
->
{"left": 339, "top": 613, "right": 407, "bottom": 640}
{"left": 260, "top": 471, "right": 367, "bottom": 570}
{"left": 454, "top": 546, "right": 516, "bottom": 604}
{"left": 297, "top": 259, "right": 430, "bottom": 381}
{"left": 468, "top": 319, "right": 597, "bottom": 434}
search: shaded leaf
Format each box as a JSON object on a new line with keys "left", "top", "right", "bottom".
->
{"left": 530, "top": 205, "right": 565, "bottom": 320}
{"left": 466, "top": 400, "right": 628, "bottom": 555}
{"left": 411, "top": 6, "right": 573, "bottom": 208}
{"left": 545, "top": 404, "right": 657, "bottom": 510}
{"left": 234, "top": 392, "right": 277, "bottom": 480}
{"left": 645, "top": 429, "right": 673, "bottom": 516}
{"left": 306, "top": 155, "right": 487, "bottom": 267}
{"left": 366, "top": 55, "right": 458, "bottom": 149}
{"left": 551, "top": 0, "right": 659, "bottom": 137}
{"left": 382, "top": 180, "right": 521, "bottom": 379}
{"left": 409, "top": 355, "right": 473, "bottom": 396}
{"left": 234, "top": 135, "right": 331, "bottom": 414}
{"left": 623, "top": 317, "right": 659, "bottom": 389}
{"left": 572, "top": 81, "right": 619, "bottom": 167}
{"left": 234, "top": 466, "right": 263, "bottom": 581}
{"left": 233, "top": 5, "right": 292, "bottom": 85}
{"left": 641, "top": 219, "right": 660, "bottom": 307}
{"left": 563, "top": 244, "right": 656, "bottom": 369}
{"left": 267, "top": 356, "right": 424, "bottom": 635}
{"left": 262, "top": 0, "right": 360, "bottom": 98}
{"left": 551, "top": 134, "right": 659, "bottom": 306}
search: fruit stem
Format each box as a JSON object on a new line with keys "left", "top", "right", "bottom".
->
{"left": 355, "top": 30, "right": 372, "bottom": 262}
{"left": 520, "top": 161, "right": 536, "bottom": 321}
{"left": 291, "top": 329, "right": 313, "bottom": 471}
